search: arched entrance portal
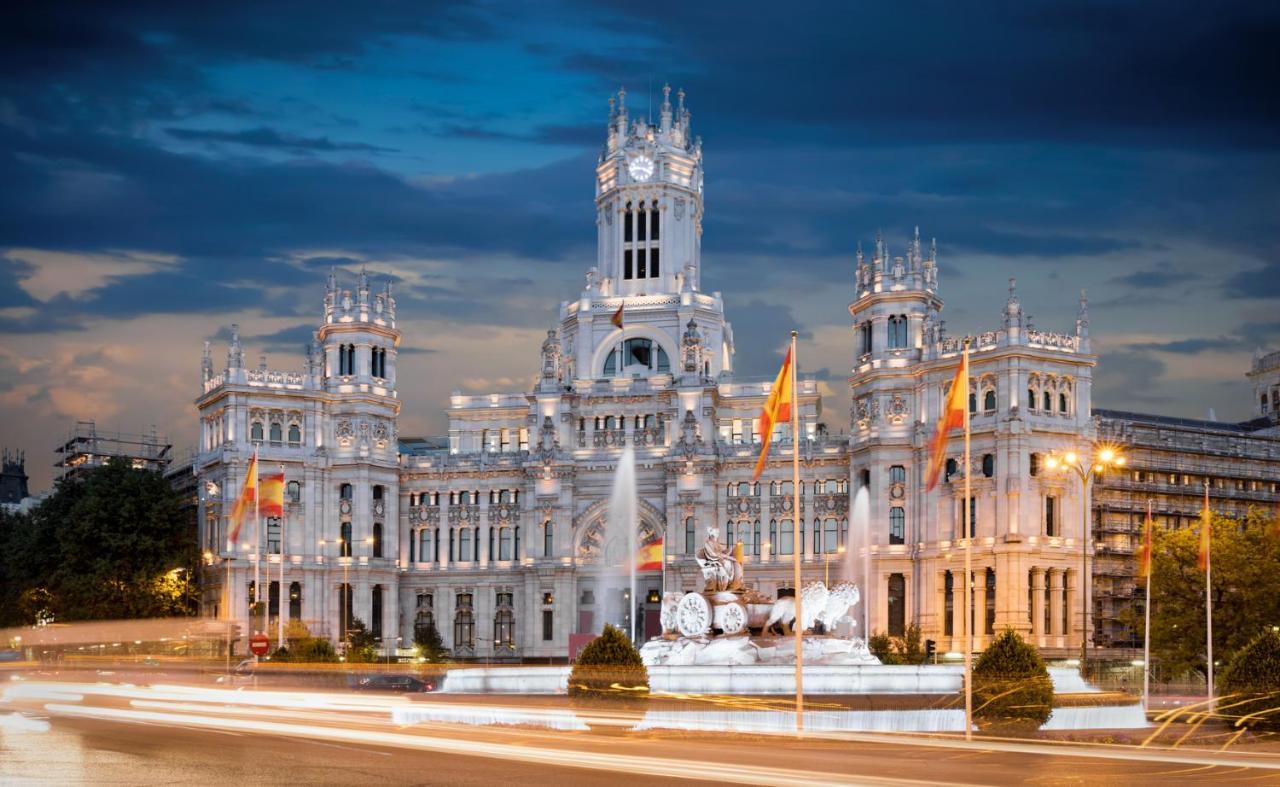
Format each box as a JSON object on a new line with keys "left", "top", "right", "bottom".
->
{"left": 573, "top": 499, "right": 665, "bottom": 640}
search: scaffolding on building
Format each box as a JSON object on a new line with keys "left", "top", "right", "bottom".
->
{"left": 55, "top": 420, "right": 172, "bottom": 479}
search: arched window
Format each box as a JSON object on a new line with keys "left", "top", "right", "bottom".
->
{"left": 494, "top": 592, "right": 515, "bottom": 651}
{"left": 624, "top": 201, "right": 633, "bottom": 243}
{"left": 454, "top": 593, "right": 474, "bottom": 649}
{"left": 1043, "top": 390, "right": 1052, "bottom": 411}
{"left": 409, "top": 531, "right": 415, "bottom": 563}
{"left": 738, "top": 481, "right": 751, "bottom": 496}
{"left": 372, "top": 522, "right": 383, "bottom": 558}
{"left": 889, "top": 508, "right": 905, "bottom": 545}
{"left": 514, "top": 526, "right": 520, "bottom": 559}
{"left": 824, "top": 518, "right": 838, "bottom": 553}
{"left": 459, "top": 528, "right": 472, "bottom": 562}
{"left": 371, "top": 584, "right": 383, "bottom": 638}
{"left": 269, "top": 422, "right": 282, "bottom": 443}
{"left": 418, "top": 528, "right": 432, "bottom": 562}
{"left": 982, "top": 454, "right": 995, "bottom": 478}
{"left": 288, "top": 423, "right": 301, "bottom": 445}
{"left": 778, "top": 518, "right": 794, "bottom": 555}
{"left": 969, "top": 391, "right": 977, "bottom": 414}
{"left": 985, "top": 569, "right": 996, "bottom": 635}
{"left": 887, "top": 315, "right": 908, "bottom": 349}
{"left": 983, "top": 390, "right": 996, "bottom": 412}
{"left": 1027, "top": 387, "right": 1036, "bottom": 410}
{"left": 415, "top": 594, "right": 435, "bottom": 641}
{"left": 944, "top": 458, "right": 958, "bottom": 482}
{"left": 751, "top": 520, "right": 762, "bottom": 556}
{"left": 650, "top": 200, "right": 660, "bottom": 241}
{"left": 340, "top": 483, "right": 353, "bottom": 501}
{"left": 603, "top": 338, "right": 670, "bottom": 375}
{"left": 1030, "top": 453, "right": 1042, "bottom": 477}
{"left": 543, "top": 521, "right": 553, "bottom": 558}
{"left": 287, "top": 480, "right": 301, "bottom": 503}
{"left": 250, "top": 422, "right": 264, "bottom": 442}
{"left": 340, "top": 522, "right": 352, "bottom": 557}
{"left": 288, "top": 581, "right": 301, "bottom": 619}
{"left": 346, "top": 344, "right": 355, "bottom": 376}
{"left": 769, "top": 520, "right": 777, "bottom": 555}
{"left": 499, "top": 527, "right": 512, "bottom": 561}
{"left": 1059, "top": 392, "right": 1069, "bottom": 414}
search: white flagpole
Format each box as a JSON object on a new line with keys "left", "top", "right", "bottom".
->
{"left": 1204, "top": 481, "right": 1214, "bottom": 709}
{"left": 962, "top": 338, "right": 973, "bottom": 741}
{"left": 278, "top": 464, "right": 286, "bottom": 651}
{"left": 1143, "top": 499, "right": 1152, "bottom": 714}
{"left": 253, "top": 448, "right": 261, "bottom": 660}
{"left": 790, "top": 331, "right": 804, "bottom": 734}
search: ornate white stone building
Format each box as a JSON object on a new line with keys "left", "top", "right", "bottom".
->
{"left": 195, "top": 89, "right": 1109, "bottom": 660}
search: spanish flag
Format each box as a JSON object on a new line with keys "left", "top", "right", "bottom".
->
{"left": 260, "top": 471, "right": 285, "bottom": 519}
{"left": 752, "top": 346, "right": 793, "bottom": 482}
{"left": 1137, "top": 505, "right": 1154, "bottom": 579}
{"left": 611, "top": 303, "right": 624, "bottom": 329}
{"left": 228, "top": 454, "right": 257, "bottom": 544}
{"left": 1197, "top": 485, "right": 1212, "bottom": 572}
{"left": 924, "top": 351, "right": 969, "bottom": 492}
{"left": 637, "top": 539, "right": 663, "bottom": 571}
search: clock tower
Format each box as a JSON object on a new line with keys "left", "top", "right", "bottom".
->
{"left": 594, "top": 85, "right": 704, "bottom": 298}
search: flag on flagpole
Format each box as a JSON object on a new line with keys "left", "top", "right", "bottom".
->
{"left": 637, "top": 539, "right": 663, "bottom": 571}
{"left": 752, "top": 346, "right": 794, "bottom": 482}
{"left": 228, "top": 454, "right": 258, "bottom": 544}
{"left": 1198, "top": 484, "right": 1212, "bottom": 571}
{"left": 925, "top": 352, "right": 969, "bottom": 491}
{"left": 1138, "top": 503, "right": 1154, "bottom": 579}
{"left": 259, "top": 471, "right": 285, "bottom": 519}
{"left": 611, "top": 303, "right": 624, "bottom": 329}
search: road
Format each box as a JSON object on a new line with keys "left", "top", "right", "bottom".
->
{"left": 3, "top": 681, "right": 1279, "bottom": 785}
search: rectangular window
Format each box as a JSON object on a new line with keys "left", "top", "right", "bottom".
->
{"left": 684, "top": 517, "right": 696, "bottom": 555}
{"left": 1045, "top": 495, "right": 1057, "bottom": 537}
{"left": 542, "top": 610, "right": 553, "bottom": 641}
{"left": 944, "top": 571, "right": 954, "bottom": 636}
{"left": 624, "top": 210, "right": 632, "bottom": 242}
{"left": 266, "top": 517, "right": 281, "bottom": 554}
{"left": 650, "top": 248, "right": 659, "bottom": 278}
{"left": 650, "top": 207, "right": 660, "bottom": 240}
{"left": 637, "top": 209, "right": 646, "bottom": 242}
{"left": 778, "top": 519, "right": 794, "bottom": 555}
{"left": 624, "top": 249, "right": 632, "bottom": 279}
{"left": 889, "top": 507, "right": 905, "bottom": 545}
{"left": 637, "top": 248, "right": 646, "bottom": 278}
{"left": 887, "top": 574, "right": 906, "bottom": 637}
{"left": 889, "top": 465, "right": 906, "bottom": 485}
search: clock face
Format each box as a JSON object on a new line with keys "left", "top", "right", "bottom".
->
{"left": 628, "top": 155, "right": 654, "bottom": 182}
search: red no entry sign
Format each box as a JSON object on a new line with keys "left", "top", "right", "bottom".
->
{"left": 249, "top": 634, "right": 270, "bottom": 656}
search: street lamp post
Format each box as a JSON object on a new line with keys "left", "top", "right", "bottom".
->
{"left": 1045, "top": 444, "right": 1125, "bottom": 680}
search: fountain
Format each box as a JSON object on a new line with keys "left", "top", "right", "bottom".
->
{"left": 599, "top": 446, "right": 638, "bottom": 639}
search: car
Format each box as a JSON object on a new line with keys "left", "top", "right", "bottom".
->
{"left": 0, "top": 650, "right": 23, "bottom": 663}
{"left": 353, "top": 674, "right": 434, "bottom": 693}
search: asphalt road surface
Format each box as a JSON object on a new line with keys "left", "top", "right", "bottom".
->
{"left": 4, "top": 682, "right": 1280, "bottom": 785}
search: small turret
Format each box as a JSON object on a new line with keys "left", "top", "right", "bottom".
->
{"left": 660, "top": 83, "right": 672, "bottom": 133}
{"left": 201, "top": 340, "right": 213, "bottom": 384}
{"left": 227, "top": 324, "right": 243, "bottom": 369}
{"left": 1076, "top": 289, "right": 1090, "bottom": 352}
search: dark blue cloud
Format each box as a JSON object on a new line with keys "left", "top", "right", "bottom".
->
{"left": 1108, "top": 268, "right": 1201, "bottom": 289}
{"left": 165, "top": 126, "right": 398, "bottom": 153}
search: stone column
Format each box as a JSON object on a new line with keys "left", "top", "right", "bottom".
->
{"left": 936, "top": 570, "right": 948, "bottom": 645}
{"left": 947, "top": 570, "right": 961, "bottom": 652}
{"left": 478, "top": 496, "right": 491, "bottom": 566}
{"left": 1048, "top": 569, "right": 1065, "bottom": 643}
{"left": 973, "top": 568, "right": 987, "bottom": 650}
{"left": 1065, "top": 568, "right": 1078, "bottom": 649}
{"left": 1030, "top": 567, "right": 1046, "bottom": 641}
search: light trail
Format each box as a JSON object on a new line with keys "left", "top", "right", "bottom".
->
{"left": 39, "top": 702, "right": 954, "bottom": 787}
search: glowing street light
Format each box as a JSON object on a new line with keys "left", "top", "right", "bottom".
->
{"left": 1045, "top": 442, "right": 1125, "bottom": 680}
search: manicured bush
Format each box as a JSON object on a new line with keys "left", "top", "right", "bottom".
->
{"left": 972, "top": 628, "right": 1053, "bottom": 731}
{"left": 1219, "top": 629, "right": 1280, "bottom": 730}
{"left": 568, "top": 624, "right": 649, "bottom": 704}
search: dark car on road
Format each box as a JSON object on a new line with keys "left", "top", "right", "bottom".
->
{"left": 353, "top": 674, "right": 434, "bottom": 693}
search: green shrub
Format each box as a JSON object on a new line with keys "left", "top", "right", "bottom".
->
{"left": 413, "top": 621, "right": 448, "bottom": 663}
{"left": 568, "top": 624, "right": 649, "bottom": 704}
{"left": 343, "top": 617, "right": 379, "bottom": 663}
{"left": 276, "top": 637, "right": 338, "bottom": 663}
{"left": 972, "top": 628, "right": 1053, "bottom": 731}
{"left": 1219, "top": 630, "right": 1280, "bottom": 730}
{"left": 869, "top": 623, "right": 926, "bottom": 666}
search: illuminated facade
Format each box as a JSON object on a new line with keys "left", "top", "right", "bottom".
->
{"left": 195, "top": 89, "right": 1114, "bottom": 660}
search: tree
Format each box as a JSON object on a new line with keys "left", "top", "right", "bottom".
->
{"left": 0, "top": 459, "right": 195, "bottom": 626}
{"left": 1126, "top": 507, "right": 1280, "bottom": 680}
{"left": 343, "top": 617, "right": 379, "bottom": 663}
{"left": 972, "top": 628, "right": 1053, "bottom": 731}
{"left": 413, "top": 620, "right": 448, "bottom": 663}
{"left": 568, "top": 624, "right": 649, "bottom": 705}
{"left": 1219, "top": 629, "right": 1280, "bottom": 729}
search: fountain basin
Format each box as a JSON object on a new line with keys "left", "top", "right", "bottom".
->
{"left": 440, "top": 664, "right": 1098, "bottom": 696}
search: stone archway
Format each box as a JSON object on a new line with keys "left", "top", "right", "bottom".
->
{"left": 573, "top": 497, "right": 665, "bottom": 566}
